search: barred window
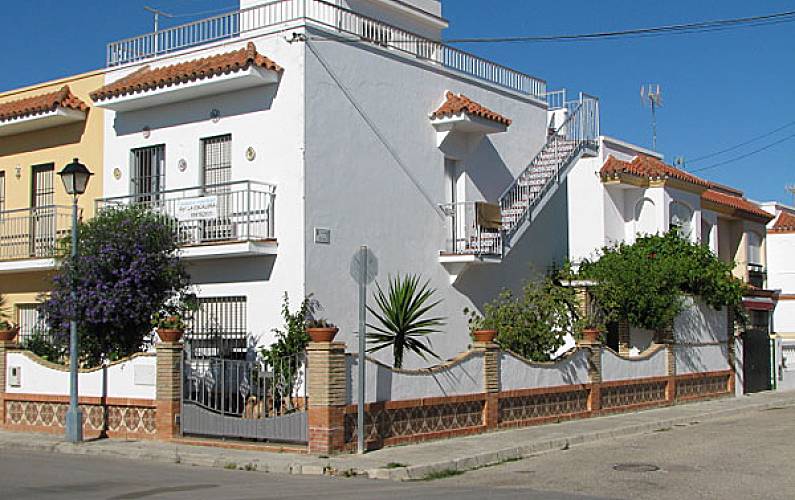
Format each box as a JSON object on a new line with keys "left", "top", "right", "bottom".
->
{"left": 17, "top": 303, "right": 50, "bottom": 346}
{"left": 186, "top": 296, "right": 248, "bottom": 359}
{"left": 201, "top": 135, "right": 232, "bottom": 188}
{"left": 130, "top": 145, "right": 165, "bottom": 202}
{"left": 0, "top": 171, "right": 5, "bottom": 212}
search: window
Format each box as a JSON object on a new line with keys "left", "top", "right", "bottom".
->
{"left": 186, "top": 296, "right": 247, "bottom": 359}
{"left": 130, "top": 145, "right": 165, "bottom": 203}
{"left": 747, "top": 231, "right": 763, "bottom": 266}
{"left": 669, "top": 202, "right": 693, "bottom": 236}
{"left": 31, "top": 164, "right": 56, "bottom": 257}
{"left": 17, "top": 303, "right": 50, "bottom": 346}
{"left": 202, "top": 135, "right": 232, "bottom": 188}
{"left": 0, "top": 171, "right": 5, "bottom": 212}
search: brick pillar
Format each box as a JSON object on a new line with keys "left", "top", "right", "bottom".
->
{"left": 156, "top": 341, "right": 183, "bottom": 440}
{"left": 307, "top": 341, "right": 347, "bottom": 454}
{"left": 0, "top": 339, "right": 14, "bottom": 426}
{"left": 665, "top": 342, "right": 677, "bottom": 402}
{"left": 618, "top": 319, "right": 631, "bottom": 355}
{"left": 578, "top": 336, "right": 602, "bottom": 413}
{"left": 475, "top": 341, "right": 501, "bottom": 429}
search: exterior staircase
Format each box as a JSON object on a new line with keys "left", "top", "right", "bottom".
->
{"left": 442, "top": 92, "right": 600, "bottom": 260}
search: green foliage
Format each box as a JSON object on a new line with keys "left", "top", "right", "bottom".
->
{"left": 578, "top": 232, "right": 746, "bottom": 332}
{"left": 151, "top": 293, "right": 199, "bottom": 330}
{"left": 463, "top": 307, "right": 498, "bottom": 334}
{"left": 22, "top": 331, "right": 66, "bottom": 364}
{"left": 0, "top": 295, "right": 12, "bottom": 330}
{"left": 305, "top": 318, "right": 336, "bottom": 329}
{"left": 480, "top": 273, "right": 579, "bottom": 361}
{"left": 367, "top": 274, "right": 446, "bottom": 369}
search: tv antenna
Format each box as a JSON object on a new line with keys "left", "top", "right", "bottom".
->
{"left": 641, "top": 84, "right": 663, "bottom": 150}
{"left": 144, "top": 6, "right": 174, "bottom": 52}
{"left": 787, "top": 185, "right": 795, "bottom": 205}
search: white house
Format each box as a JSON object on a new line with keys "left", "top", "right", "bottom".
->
{"left": 89, "top": 0, "right": 774, "bottom": 368}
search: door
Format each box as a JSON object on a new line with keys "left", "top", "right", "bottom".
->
{"left": 30, "top": 164, "right": 55, "bottom": 257}
{"left": 743, "top": 329, "right": 772, "bottom": 393}
{"left": 201, "top": 135, "right": 233, "bottom": 242}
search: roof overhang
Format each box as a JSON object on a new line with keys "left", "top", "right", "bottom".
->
{"left": 431, "top": 113, "right": 509, "bottom": 135}
{"left": 94, "top": 66, "right": 279, "bottom": 112}
{"left": 0, "top": 258, "right": 57, "bottom": 274}
{"left": 0, "top": 107, "right": 86, "bottom": 137}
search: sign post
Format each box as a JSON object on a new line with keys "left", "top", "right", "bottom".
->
{"left": 350, "top": 246, "right": 377, "bottom": 455}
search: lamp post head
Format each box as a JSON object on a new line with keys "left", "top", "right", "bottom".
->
{"left": 59, "top": 158, "right": 93, "bottom": 197}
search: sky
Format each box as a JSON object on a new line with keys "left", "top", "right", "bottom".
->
{"left": 1, "top": 0, "right": 793, "bottom": 203}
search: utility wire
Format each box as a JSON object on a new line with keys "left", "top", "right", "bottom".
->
{"left": 688, "top": 120, "right": 795, "bottom": 164}
{"left": 445, "top": 10, "right": 795, "bottom": 44}
{"left": 690, "top": 132, "right": 795, "bottom": 173}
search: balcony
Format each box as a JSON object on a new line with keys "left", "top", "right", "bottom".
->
{"left": 96, "top": 180, "right": 276, "bottom": 260}
{"left": 747, "top": 263, "right": 766, "bottom": 289}
{"left": 0, "top": 206, "right": 74, "bottom": 273}
{"left": 439, "top": 201, "right": 501, "bottom": 283}
{"left": 106, "top": 0, "right": 546, "bottom": 99}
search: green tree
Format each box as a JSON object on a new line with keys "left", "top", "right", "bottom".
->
{"left": 578, "top": 232, "right": 746, "bottom": 332}
{"left": 367, "top": 274, "right": 446, "bottom": 368}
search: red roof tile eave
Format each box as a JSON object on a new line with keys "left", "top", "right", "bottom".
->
{"left": 0, "top": 86, "right": 88, "bottom": 122}
{"left": 770, "top": 211, "right": 795, "bottom": 232}
{"left": 90, "top": 42, "right": 283, "bottom": 102}
{"left": 430, "top": 91, "right": 512, "bottom": 127}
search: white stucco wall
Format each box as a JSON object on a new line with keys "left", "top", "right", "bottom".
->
{"left": 673, "top": 297, "right": 729, "bottom": 344}
{"left": 500, "top": 349, "right": 590, "bottom": 391}
{"left": 767, "top": 232, "right": 795, "bottom": 333}
{"left": 101, "top": 36, "right": 306, "bottom": 347}
{"left": 5, "top": 352, "right": 156, "bottom": 400}
{"left": 302, "top": 26, "right": 550, "bottom": 366}
{"left": 675, "top": 344, "right": 729, "bottom": 375}
{"left": 346, "top": 352, "right": 483, "bottom": 404}
{"left": 601, "top": 347, "right": 667, "bottom": 382}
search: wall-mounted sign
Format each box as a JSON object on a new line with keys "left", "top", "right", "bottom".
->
{"left": 176, "top": 196, "right": 218, "bottom": 221}
{"left": 142, "top": 126, "right": 151, "bottom": 139}
{"left": 178, "top": 159, "right": 188, "bottom": 172}
{"left": 246, "top": 147, "right": 256, "bottom": 162}
{"left": 113, "top": 168, "right": 122, "bottom": 180}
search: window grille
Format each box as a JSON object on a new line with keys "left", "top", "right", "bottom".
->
{"left": 17, "top": 303, "right": 51, "bottom": 346}
{"left": 31, "top": 164, "right": 55, "bottom": 257}
{"left": 185, "top": 296, "right": 248, "bottom": 359}
{"left": 201, "top": 135, "right": 233, "bottom": 241}
{"left": 0, "top": 171, "right": 5, "bottom": 213}
{"left": 130, "top": 145, "right": 165, "bottom": 203}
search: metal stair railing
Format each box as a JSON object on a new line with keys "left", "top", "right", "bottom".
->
{"left": 498, "top": 93, "right": 599, "bottom": 245}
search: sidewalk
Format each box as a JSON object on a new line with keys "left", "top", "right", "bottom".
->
{"left": 1, "top": 390, "right": 793, "bottom": 482}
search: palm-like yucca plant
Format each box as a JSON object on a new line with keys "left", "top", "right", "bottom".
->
{"left": 366, "top": 274, "right": 446, "bottom": 368}
{"left": 0, "top": 294, "right": 11, "bottom": 329}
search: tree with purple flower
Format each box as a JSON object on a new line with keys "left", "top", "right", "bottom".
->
{"left": 41, "top": 205, "right": 189, "bottom": 367}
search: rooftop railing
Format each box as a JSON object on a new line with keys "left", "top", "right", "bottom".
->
{"left": 106, "top": 0, "right": 546, "bottom": 98}
{"left": 0, "top": 205, "right": 75, "bottom": 262}
{"left": 96, "top": 180, "right": 276, "bottom": 247}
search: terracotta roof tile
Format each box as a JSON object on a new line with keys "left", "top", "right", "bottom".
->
{"left": 770, "top": 211, "right": 795, "bottom": 232}
{"left": 701, "top": 189, "right": 773, "bottom": 221}
{"left": 600, "top": 154, "right": 711, "bottom": 188}
{"left": 430, "top": 91, "right": 512, "bottom": 126}
{"left": 91, "top": 42, "right": 282, "bottom": 102}
{"left": 0, "top": 86, "right": 87, "bottom": 122}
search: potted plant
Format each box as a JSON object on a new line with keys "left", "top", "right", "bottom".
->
{"left": 0, "top": 295, "right": 18, "bottom": 342}
{"left": 579, "top": 292, "right": 605, "bottom": 344}
{"left": 151, "top": 294, "right": 198, "bottom": 343}
{"left": 306, "top": 318, "right": 338, "bottom": 343}
{"left": 464, "top": 307, "right": 498, "bottom": 343}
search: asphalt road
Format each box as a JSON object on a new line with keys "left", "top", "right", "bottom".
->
{"left": 1, "top": 404, "right": 792, "bottom": 499}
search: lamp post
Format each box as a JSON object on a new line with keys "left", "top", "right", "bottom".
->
{"left": 58, "top": 158, "right": 93, "bottom": 444}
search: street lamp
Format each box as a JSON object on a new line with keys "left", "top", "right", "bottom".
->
{"left": 58, "top": 158, "right": 92, "bottom": 444}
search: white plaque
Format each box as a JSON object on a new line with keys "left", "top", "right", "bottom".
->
{"left": 133, "top": 364, "right": 156, "bottom": 386}
{"left": 175, "top": 196, "right": 218, "bottom": 221}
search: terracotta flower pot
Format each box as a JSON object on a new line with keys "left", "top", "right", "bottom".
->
{"left": 307, "top": 327, "right": 339, "bottom": 343}
{"left": 581, "top": 327, "right": 601, "bottom": 344}
{"left": 0, "top": 327, "right": 18, "bottom": 342}
{"left": 157, "top": 328, "right": 184, "bottom": 343}
{"left": 472, "top": 329, "right": 498, "bottom": 343}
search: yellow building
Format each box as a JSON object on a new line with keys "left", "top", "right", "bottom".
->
{"left": 0, "top": 71, "right": 105, "bottom": 343}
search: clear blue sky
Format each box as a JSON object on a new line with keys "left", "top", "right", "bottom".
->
{"left": 2, "top": 0, "right": 793, "bottom": 203}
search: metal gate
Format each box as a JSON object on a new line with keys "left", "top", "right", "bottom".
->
{"left": 181, "top": 348, "right": 308, "bottom": 443}
{"left": 743, "top": 329, "right": 772, "bottom": 393}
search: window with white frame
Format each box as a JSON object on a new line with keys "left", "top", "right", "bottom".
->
{"left": 747, "top": 231, "right": 763, "bottom": 266}
{"left": 669, "top": 202, "right": 693, "bottom": 236}
{"left": 17, "top": 303, "right": 50, "bottom": 345}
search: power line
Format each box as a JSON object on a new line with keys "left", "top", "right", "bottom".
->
{"left": 688, "top": 120, "right": 795, "bottom": 164}
{"left": 690, "top": 132, "right": 795, "bottom": 173}
{"left": 444, "top": 10, "right": 795, "bottom": 44}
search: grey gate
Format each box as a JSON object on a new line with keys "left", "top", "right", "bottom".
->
{"left": 181, "top": 348, "right": 308, "bottom": 443}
